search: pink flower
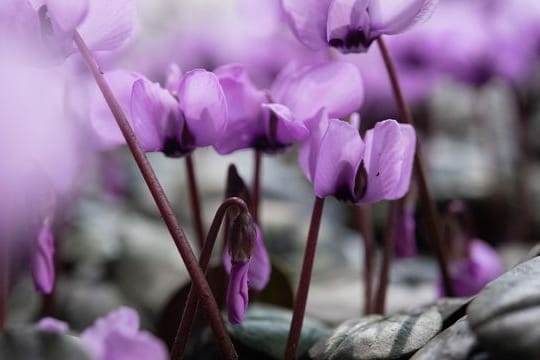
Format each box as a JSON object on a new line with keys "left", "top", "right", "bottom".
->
{"left": 299, "top": 111, "right": 416, "bottom": 204}
{"left": 280, "top": 0, "right": 438, "bottom": 53}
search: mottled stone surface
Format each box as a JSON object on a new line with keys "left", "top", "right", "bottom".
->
{"left": 309, "top": 307, "right": 442, "bottom": 360}
{"left": 411, "top": 317, "right": 479, "bottom": 360}
{"left": 468, "top": 256, "right": 540, "bottom": 359}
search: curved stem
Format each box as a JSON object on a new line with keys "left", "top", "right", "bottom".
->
{"left": 374, "top": 201, "right": 399, "bottom": 314}
{"left": 355, "top": 205, "right": 375, "bottom": 314}
{"left": 73, "top": 32, "right": 237, "bottom": 359}
{"left": 285, "top": 197, "right": 325, "bottom": 360}
{"left": 252, "top": 150, "right": 262, "bottom": 224}
{"left": 171, "top": 197, "right": 249, "bottom": 360}
{"left": 185, "top": 154, "right": 205, "bottom": 249}
{"left": 377, "top": 37, "right": 453, "bottom": 296}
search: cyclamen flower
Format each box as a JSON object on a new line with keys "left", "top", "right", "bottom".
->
{"left": 281, "top": 0, "right": 438, "bottom": 53}
{"left": 300, "top": 110, "right": 415, "bottom": 203}
{"left": 1, "top": 0, "right": 135, "bottom": 63}
{"left": 438, "top": 239, "right": 503, "bottom": 297}
{"left": 91, "top": 68, "right": 227, "bottom": 157}
{"left": 213, "top": 61, "right": 363, "bottom": 154}
{"left": 224, "top": 217, "right": 270, "bottom": 324}
{"left": 37, "top": 307, "right": 168, "bottom": 360}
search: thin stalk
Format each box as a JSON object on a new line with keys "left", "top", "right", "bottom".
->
{"left": 284, "top": 197, "right": 325, "bottom": 360}
{"left": 73, "top": 32, "right": 237, "bottom": 359}
{"left": 376, "top": 37, "right": 453, "bottom": 296}
{"left": 171, "top": 197, "right": 249, "bottom": 360}
{"left": 185, "top": 154, "right": 205, "bottom": 249}
{"left": 252, "top": 150, "right": 262, "bottom": 224}
{"left": 355, "top": 205, "right": 375, "bottom": 314}
{"left": 373, "top": 201, "right": 399, "bottom": 314}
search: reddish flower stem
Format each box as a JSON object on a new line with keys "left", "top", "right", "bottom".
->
{"left": 252, "top": 150, "right": 262, "bottom": 224}
{"left": 285, "top": 197, "right": 325, "bottom": 360}
{"left": 171, "top": 197, "right": 249, "bottom": 360}
{"left": 355, "top": 205, "right": 375, "bottom": 314}
{"left": 374, "top": 201, "right": 399, "bottom": 314}
{"left": 185, "top": 154, "right": 205, "bottom": 249}
{"left": 73, "top": 31, "right": 237, "bottom": 359}
{"left": 377, "top": 37, "right": 453, "bottom": 296}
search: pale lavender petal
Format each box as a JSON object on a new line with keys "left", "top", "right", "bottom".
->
{"left": 326, "top": 0, "right": 369, "bottom": 40}
{"left": 90, "top": 70, "right": 139, "bottom": 149}
{"left": 81, "top": 307, "right": 167, "bottom": 360}
{"left": 130, "top": 78, "right": 178, "bottom": 152}
{"left": 369, "top": 0, "right": 438, "bottom": 36}
{"left": 178, "top": 69, "right": 228, "bottom": 147}
{"left": 214, "top": 64, "right": 266, "bottom": 154}
{"left": 77, "top": 0, "right": 136, "bottom": 51}
{"left": 227, "top": 260, "right": 250, "bottom": 325}
{"left": 247, "top": 226, "right": 271, "bottom": 290}
{"left": 37, "top": 318, "right": 69, "bottom": 333}
{"left": 165, "top": 63, "right": 182, "bottom": 96}
{"left": 395, "top": 206, "right": 417, "bottom": 258}
{"left": 104, "top": 330, "right": 168, "bottom": 360}
{"left": 313, "top": 119, "right": 365, "bottom": 200}
{"left": 46, "top": 0, "right": 88, "bottom": 32}
{"left": 31, "top": 221, "right": 55, "bottom": 294}
{"left": 362, "top": 120, "right": 415, "bottom": 203}
{"left": 298, "top": 109, "right": 330, "bottom": 182}
{"left": 262, "top": 103, "right": 309, "bottom": 147}
{"left": 272, "top": 61, "right": 364, "bottom": 120}
{"left": 280, "top": 0, "right": 332, "bottom": 50}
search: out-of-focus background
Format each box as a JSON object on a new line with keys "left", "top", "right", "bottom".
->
{"left": 6, "top": 0, "right": 540, "bottom": 344}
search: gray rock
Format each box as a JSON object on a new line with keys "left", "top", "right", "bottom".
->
{"left": 309, "top": 307, "right": 442, "bottom": 360}
{"left": 0, "top": 328, "right": 92, "bottom": 360}
{"left": 227, "top": 304, "right": 329, "bottom": 360}
{"left": 467, "top": 256, "right": 540, "bottom": 359}
{"left": 411, "top": 317, "right": 479, "bottom": 360}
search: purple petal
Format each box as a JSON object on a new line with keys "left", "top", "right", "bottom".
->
{"left": 130, "top": 78, "right": 178, "bottom": 152}
{"left": 369, "top": 0, "right": 438, "bottom": 36}
{"left": 81, "top": 307, "right": 167, "bottom": 360}
{"left": 31, "top": 221, "right": 55, "bottom": 294}
{"left": 272, "top": 61, "right": 364, "bottom": 120}
{"left": 76, "top": 0, "right": 136, "bottom": 51}
{"left": 90, "top": 70, "right": 140, "bottom": 149}
{"left": 438, "top": 239, "right": 503, "bottom": 297}
{"left": 326, "top": 0, "right": 369, "bottom": 41}
{"left": 227, "top": 260, "right": 250, "bottom": 325}
{"left": 36, "top": 318, "right": 69, "bottom": 333}
{"left": 214, "top": 64, "right": 266, "bottom": 154}
{"left": 395, "top": 206, "right": 417, "bottom": 258}
{"left": 165, "top": 63, "right": 182, "bottom": 96}
{"left": 361, "top": 120, "right": 416, "bottom": 203}
{"left": 177, "top": 69, "right": 228, "bottom": 147}
{"left": 262, "top": 103, "right": 309, "bottom": 147}
{"left": 46, "top": 0, "right": 88, "bottom": 32}
{"left": 280, "top": 0, "right": 332, "bottom": 50}
{"left": 298, "top": 109, "right": 330, "bottom": 183}
{"left": 313, "top": 119, "right": 365, "bottom": 200}
{"left": 247, "top": 226, "right": 271, "bottom": 290}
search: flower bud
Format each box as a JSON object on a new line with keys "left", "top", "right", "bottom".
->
{"left": 229, "top": 212, "right": 256, "bottom": 263}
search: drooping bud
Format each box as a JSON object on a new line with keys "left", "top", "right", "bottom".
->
{"left": 229, "top": 212, "right": 257, "bottom": 264}
{"left": 226, "top": 260, "right": 250, "bottom": 325}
